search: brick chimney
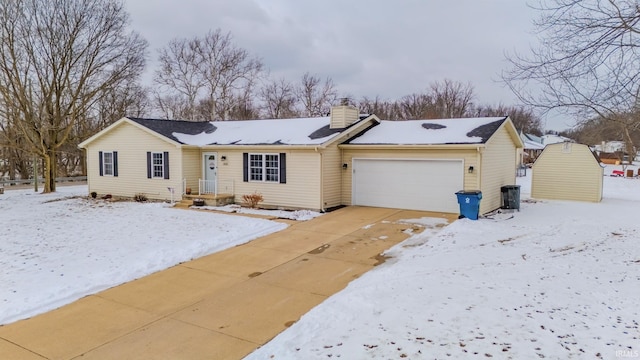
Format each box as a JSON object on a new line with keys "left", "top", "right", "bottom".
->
{"left": 330, "top": 99, "right": 358, "bottom": 129}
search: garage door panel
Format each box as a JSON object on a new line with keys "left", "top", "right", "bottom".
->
{"left": 352, "top": 159, "right": 463, "bottom": 213}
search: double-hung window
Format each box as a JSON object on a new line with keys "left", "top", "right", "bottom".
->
{"left": 99, "top": 151, "right": 118, "bottom": 177}
{"left": 103, "top": 152, "right": 114, "bottom": 176}
{"left": 152, "top": 152, "right": 164, "bottom": 178}
{"left": 264, "top": 154, "right": 279, "bottom": 182}
{"left": 249, "top": 153, "right": 279, "bottom": 182}
{"left": 146, "top": 151, "right": 170, "bottom": 179}
{"left": 250, "top": 154, "right": 265, "bottom": 181}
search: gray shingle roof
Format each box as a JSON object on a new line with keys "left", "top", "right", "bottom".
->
{"left": 345, "top": 117, "right": 508, "bottom": 145}
{"left": 129, "top": 118, "right": 217, "bottom": 144}
{"left": 128, "top": 116, "right": 367, "bottom": 146}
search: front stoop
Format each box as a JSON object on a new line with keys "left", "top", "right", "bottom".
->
{"left": 182, "top": 194, "right": 235, "bottom": 207}
{"left": 174, "top": 199, "right": 193, "bottom": 209}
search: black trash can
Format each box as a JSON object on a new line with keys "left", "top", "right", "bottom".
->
{"left": 501, "top": 185, "right": 520, "bottom": 211}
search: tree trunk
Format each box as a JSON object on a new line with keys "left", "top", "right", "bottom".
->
{"left": 8, "top": 151, "right": 15, "bottom": 180}
{"left": 81, "top": 150, "right": 87, "bottom": 176}
{"left": 622, "top": 125, "right": 635, "bottom": 160}
{"left": 43, "top": 150, "right": 57, "bottom": 193}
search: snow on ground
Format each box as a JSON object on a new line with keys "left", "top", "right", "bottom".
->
{"left": 0, "top": 186, "right": 287, "bottom": 325}
{"left": 247, "top": 166, "right": 640, "bottom": 359}
{"left": 196, "top": 204, "right": 323, "bottom": 221}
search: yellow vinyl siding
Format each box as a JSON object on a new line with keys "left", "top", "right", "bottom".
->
{"left": 215, "top": 149, "right": 322, "bottom": 211}
{"left": 532, "top": 143, "right": 603, "bottom": 202}
{"left": 181, "top": 148, "right": 200, "bottom": 193}
{"left": 85, "top": 122, "right": 183, "bottom": 201}
{"left": 321, "top": 145, "right": 343, "bottom": 209}
{"left": 340, "top": 148, "right": 478, "bottom": 206}
{"left": 479, "top": 125, "right": 518, "bottom": 214}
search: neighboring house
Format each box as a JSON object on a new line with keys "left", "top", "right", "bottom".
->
{"left": 518, "top": 131, "right": 545, "bottom": 165}
{"left": 522, "top": 140, "right": 546, "bottom": 164}
{"left": 594, "top": 141, "right": 635, "bottom": 164}
{"left": 541, "top": 133, "right": 574, "bottom": 145}
{"left": 594, "top": 140, "right": 625, "bottom": 154}
{"left": 532, "top": 142, "right": 603, "bottom": 202}
{"left": 79, "top": 107, "right": 523, "bottom": 215}
{"left": 597, "top": 151, "right": 624, "bottom": 165}
{"left": 524, "top": 133, "right": 543, "bottom": 145}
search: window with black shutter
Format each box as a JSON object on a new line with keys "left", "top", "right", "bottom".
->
{"left": 242, "top": 152, "right": 286, "bottom": 183}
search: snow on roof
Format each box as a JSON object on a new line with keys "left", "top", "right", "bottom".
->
{"left": 522, "top": 133, "right": 543, "bottom": 144}
{"left": 524, "top": 139, "right": 545, "bottom": 150}
{"left": 172, "top": 117, "right": 343, "bottom": 146}
{"left": 347, "top": 117, "right": 507, "bottom": 145}
{"left": 130, "top": 117, "right": 348, "bottom": 146}
{"left": 541, "top": 134, "right": 574, "bottom": 145}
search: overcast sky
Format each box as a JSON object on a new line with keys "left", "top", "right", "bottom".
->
{"left": 123, "top": 0, "right": 568, "bottom": 130}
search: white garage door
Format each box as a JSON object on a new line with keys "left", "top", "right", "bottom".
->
{"left": 352, "top": 159, "right": 463, "bottom": 213}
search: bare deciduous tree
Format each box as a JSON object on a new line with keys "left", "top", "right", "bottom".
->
{"left": 392, "top": 80, "right": 476, "bottom": 120}
{"left": 260, "top": 78, "right": 299, "bottom": 119}
{"left": 396, "top": 93, "right": 434, "bottom": 120}
{"left": 0, "top": 0, "right": 147, "bottom": 192}
{"left": 296, "top": 72, "right": 338, "bottom": 117}
{"left": 473, "top": 104, "right": 543, "bottom": 135}
{"left": 154, "top": 29, "right": 264, "bottom": 121}
{"left": 155, "top": 94, "right": 190, "bottom": 120}
{"left": 503, "top": 0, "right": 640, "bottom": 153}
{"left": 154, "top": 38, "right": 205, "bottom": 121}
{"left": 356, "top": 96, "right": 396, "bottom": 119}
{"left": 199, "top": 30, "right": 263, "bottom": 120}
{"left": 430, "top": 79, "right": 475, "bottom": 118}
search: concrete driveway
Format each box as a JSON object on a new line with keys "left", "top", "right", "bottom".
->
{"left": 0, "top": 206, "right": 455, "bottom": 360}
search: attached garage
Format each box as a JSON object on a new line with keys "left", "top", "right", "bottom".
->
{"left": 340, "top": 116, "right": 523, "bottom": 215}
{"left": 352, "top": 158, "right": 463, "bottom": 212}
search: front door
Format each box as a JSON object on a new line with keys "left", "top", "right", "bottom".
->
{"left": 203, "top": 152, "right": 217, "bottom": 193}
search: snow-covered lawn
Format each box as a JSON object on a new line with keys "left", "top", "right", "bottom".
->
{"left": 0, "top": 186, "right": 287, "bottom": 325}
{"left": 2, "top": 166, "right": 639, "bottom": 358}
{"left": 247, "top": 167, "right": 640, "bottom": 359}
{"left": 195, "top": 204, "right": 323, "bottom": 221}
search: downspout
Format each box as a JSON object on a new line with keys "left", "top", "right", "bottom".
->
{"left": 476, "top": 146, "right": 483, "bottom": 189}
{"left": 320, "top": 151, "right": 324, "bottom": 212}
{"left": 476, "top": 146, "right": 483, "bottom": 213}
{"left": 315, "top": 146, "right": 324, "bottom": 212}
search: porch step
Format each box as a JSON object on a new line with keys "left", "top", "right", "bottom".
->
{"left": 174, "top": 199, "right": 193, "bottom": 209}
{"left": 180, "top": 194, "right": 236, "bottom": 207}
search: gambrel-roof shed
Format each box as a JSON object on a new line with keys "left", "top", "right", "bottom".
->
{"left": 532, "top": 142, "right": 603, "bottom": 202}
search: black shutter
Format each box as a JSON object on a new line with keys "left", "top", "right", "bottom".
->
{"left": 243, "top": 153, "right": 248, "bottom": 182}
{"left": 113, "top": 151, "right": 118, "bottom": 177}
{"left": 146, "top": 152, "right": 151, "bottom": 178}
{"left": 279, "top": 153, "right": 286, "bottom": 184}
{"left": 98, "top": 151, "right": 103, "bottom": 176}
{"left": 163, "top": 151, "right": 170, "bottom": 179}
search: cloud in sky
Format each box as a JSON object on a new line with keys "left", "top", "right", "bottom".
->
{"left": 123, "top": 0, "right": 569, "bottom": 130}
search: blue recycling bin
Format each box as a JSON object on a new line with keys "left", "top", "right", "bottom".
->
{"left": 455, "top": 190, "right": 482, "bottom": 220}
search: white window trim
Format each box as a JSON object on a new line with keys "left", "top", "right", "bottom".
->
{"left": 249, "top": 153, "right": 280, "bottom": 183}
{"left": 103, "top": 151, "right": 114, "bottom": 176}
{"left": 152, "top": 152, "right": 164, "bottom": 179}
